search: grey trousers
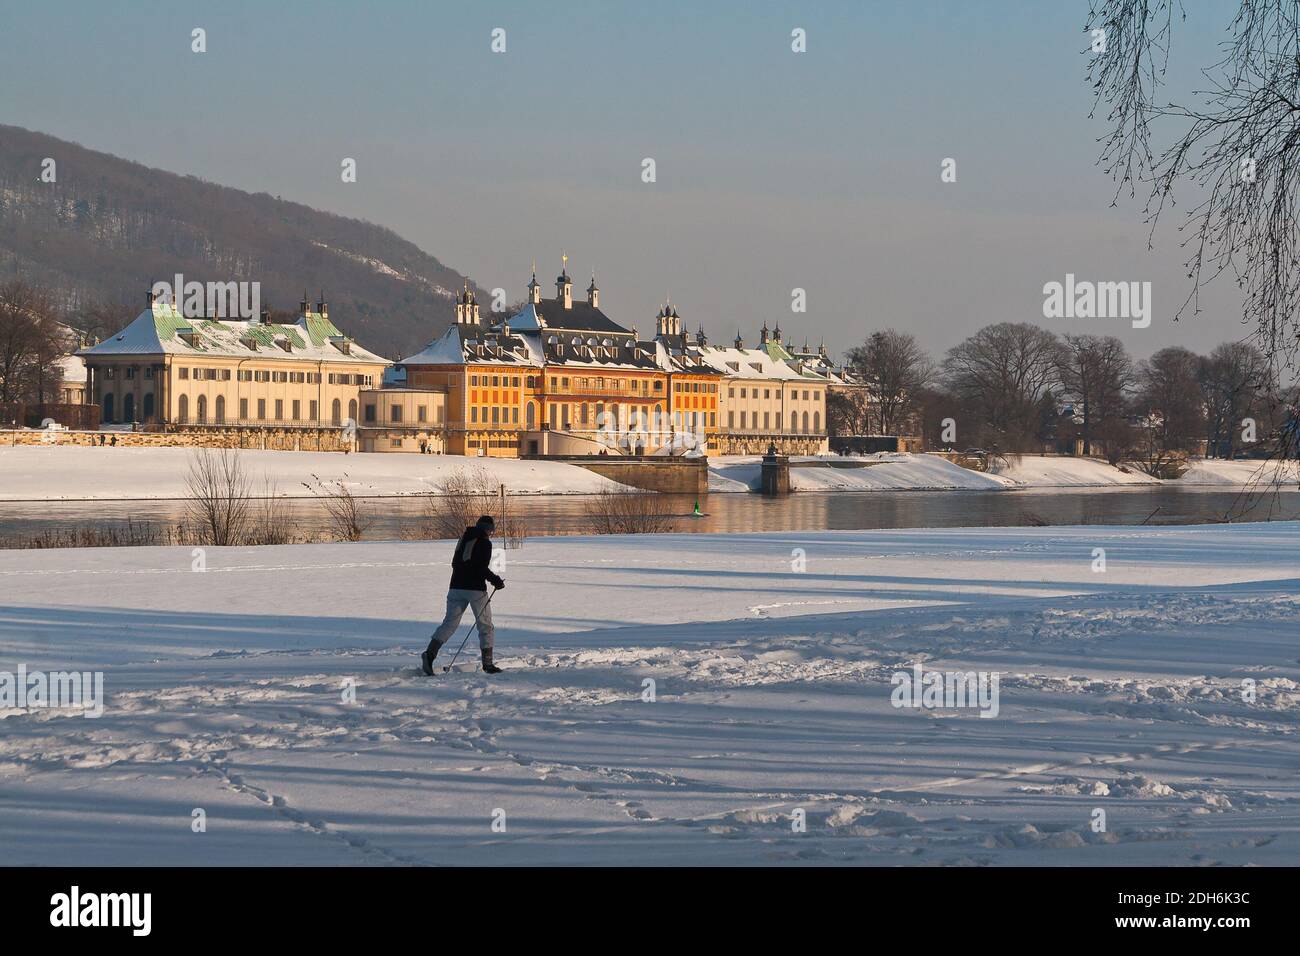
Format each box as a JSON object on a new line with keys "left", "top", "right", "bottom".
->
{"left": 428, "top": 588, "right": 494, "bottom": 652}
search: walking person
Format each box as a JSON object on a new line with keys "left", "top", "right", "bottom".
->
{"left": 421, "top": 515, "right": 505, "bottom": 675}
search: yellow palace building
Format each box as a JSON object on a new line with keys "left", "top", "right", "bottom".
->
{"left": 78, "top": 291, "right": 388, "bottom": 431}
{"left": 399, "top": 263, "right": 721, "bottom": 457}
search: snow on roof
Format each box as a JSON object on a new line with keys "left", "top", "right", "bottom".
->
{"left": 77, "top": 302, "right": 389, "bottom": 365}
{"left": 695, "top": 344, "right": 827, "bottom": 381}
{"left": 400, "top": 324, "right": 543, "bottom": 368}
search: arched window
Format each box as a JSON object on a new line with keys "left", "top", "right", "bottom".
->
{"left": 526, "top": 402, "right": 536, "bottom": 428}
{"left": 177, "top": 395, "right": 188, "bottom": 424}
{"left": 196, "top": 395, "right": 208, "bottom": 423}
{"left": 143, "top": 393, "right": 155, "bottom": 421}
{"left": 122, "top": 393, "right": 135, "bottom": 423}
{"left": 802, "top": 411, "right": 809, "bottom": 433}
{"left": 790, "top": 411, "right": 798, "bottom": 432}
{"left": 348, "top": 399, "right": 358, "bottom": 424}
{"left": 332, "top": 398, "right": 342, "bottom": 425}
{"left": 102, "top": 394, "right": 114, "bottom": 423}
{"left": 215, "top": 395, "right": 226, "bottom": 424}
{"left": 813, "top": 411, "right": 820, "bottom": 433}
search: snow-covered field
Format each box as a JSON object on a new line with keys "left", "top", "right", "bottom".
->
{"left": 711, "top": 453, "right": 1297, "bottom": 492}
{"left": 0, "top": 446, "right": 1288, "bottom": 500}
{"left": 1, "top": 523, "right": 1296, "bottom": 865}
{"left": 0, "top": 445, "right": 623, "bottom": 500}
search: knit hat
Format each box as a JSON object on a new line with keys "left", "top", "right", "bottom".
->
{"left": 476, "top": 515, "right": 496, "bottom": 531}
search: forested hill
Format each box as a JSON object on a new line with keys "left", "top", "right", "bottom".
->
{"left": 0, "top": 124, "right": 479, "bottom": 355}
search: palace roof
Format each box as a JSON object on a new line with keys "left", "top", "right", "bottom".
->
{"left": 77, "top": 302, "right": 388, "bottom": 365}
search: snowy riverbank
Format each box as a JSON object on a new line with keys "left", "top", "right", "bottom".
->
{"left": 0, "top": 445, "right": 1291, "bottom": 501}
{"left": 1, "top": 523, "right": 1296, "bottom": 865}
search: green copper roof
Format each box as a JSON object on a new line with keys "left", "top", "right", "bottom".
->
{"left": 151, "top": 303, "right": 191, "bottom": 342}
{"left": 302, "top": 309, "right": 343, "bottom": 346}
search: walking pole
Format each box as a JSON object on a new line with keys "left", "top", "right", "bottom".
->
{"left": 443, "top": 587, "right": 497, "bottom": 673}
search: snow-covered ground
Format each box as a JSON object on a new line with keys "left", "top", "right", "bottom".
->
{"left": 712, "top": 453, "right": 1297, "bottom": 492}
{"left": 0, "top": 445, "right": 624, "bottom": 500}
{"left": 0, "top": 446, "right": 1290, "bottom": 500}
{"left": 1, "top": 524, "right": 1296, "bottom": 865}
{"left": 709, "top": 453, "right": 1009, "bottom": 492}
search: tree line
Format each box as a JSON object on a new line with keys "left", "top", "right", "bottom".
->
{"left": 829, "top": 324, "right": 1296, "bottom": 473}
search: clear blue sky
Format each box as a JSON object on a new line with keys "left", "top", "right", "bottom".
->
{"left": 0, "top": 0, "right": 1244, "bottom": 359}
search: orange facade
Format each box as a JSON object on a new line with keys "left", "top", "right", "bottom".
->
{"left": 403, "top": 361, "right": 728, "bottom": 457}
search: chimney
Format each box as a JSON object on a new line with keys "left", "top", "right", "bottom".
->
{"left": 317, "top": 291, "right": 328, "bottom": 318}
{"left": 146, "top": 285, "right": 156, "bottom": 307}
{"left": 260, "top": 306, "right": 271, "bottom": 325}
{"left": 300, "top": 291, "right": 309, "bottom": 317}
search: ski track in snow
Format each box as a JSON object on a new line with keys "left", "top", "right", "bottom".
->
{"left": 1, "top": 524, "right": 1298, "bottom": 865}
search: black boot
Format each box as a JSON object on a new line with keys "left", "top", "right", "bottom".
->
{"left": 481, "top": 648, "right": 502, "bottom": 674}
{"left": 420, "top": 642, "right": 440, "bottom": 676}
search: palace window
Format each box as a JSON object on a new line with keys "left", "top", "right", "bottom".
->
{"left": 240, "top": 398, "right": 249, "bottom": 419}
{"left": 292, "top": 400, "right": 301, "bottom": 421}
{"left": 258, "top": 399, "right": 267, "bottom": 420}
{"left": 275, "top": 400, "right": 284, "bottom": 420}
{"left": 391, "top": 404, "right": 402, "bottom": 423}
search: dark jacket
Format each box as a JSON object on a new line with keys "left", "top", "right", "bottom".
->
{"left": 449, "top": 526, "right": 504, "bottom": 591}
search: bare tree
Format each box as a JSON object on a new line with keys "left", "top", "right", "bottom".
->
{"left": 414, "top": 468, "right": 499, "bottom": 540}
{"left": 185, "top": 447, "right": 253, "bottom": 546}
{"left": 942, "top": 323, "right": 1064, "bottom": 451}
{"left": 589, "top": 488, "right": 678, "bottom": 535}
{"left": 1056, "top": 334, "right": 1134, "bottom": 457}
{"left": 1133, "top": 345, "right": 1206, "bottom": 454}
{"left": 1087, "top": 0, "right": 1300, "bottom": 374}
{"left": 826, "top": 386, "right": 872, "bottom": 437}
{"left": 303, "top": 474, "right": 370, "bottom": 542}
{"left": 845, "top": 330, "right": 935, "bottom": 435}
{"left": 77, "top": 297, "right": 139, "bottom": 344}
{"left": 248, "top": 477, "right": 297, "bottom": 545}
{"left": 0, "top": 280, "right": 64, "bottom": 404}
{"left": 1198, "top": 340, "right": 1272, "bottom": 458}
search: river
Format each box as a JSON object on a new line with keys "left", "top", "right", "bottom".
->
{"left": 2, "top": 485, "right": 1297, "bottom": 546}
